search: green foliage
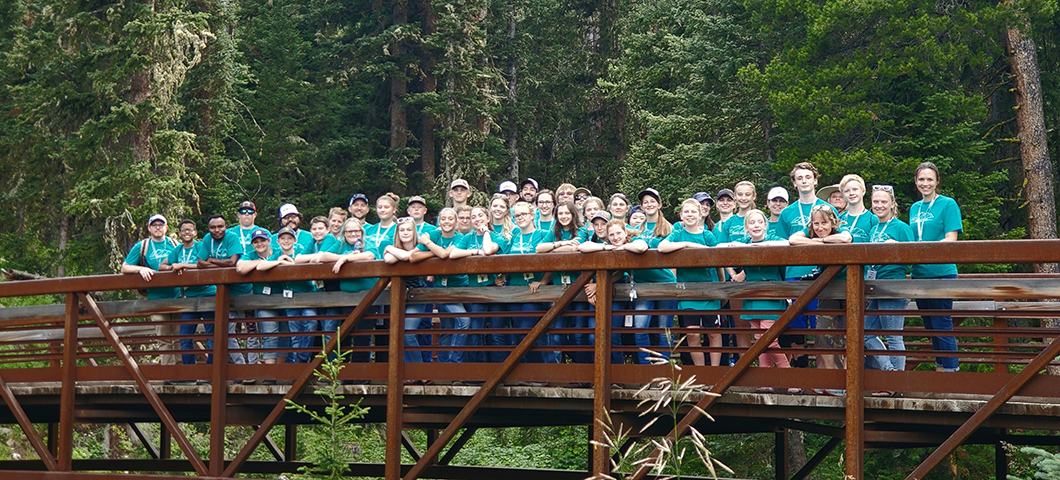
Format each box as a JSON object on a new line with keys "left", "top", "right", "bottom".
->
{"left": 284, "top": 333, "right": 370, "bottom": 479}
{"left": 1010, "top": 447, "right": 1060, "bottom": 480}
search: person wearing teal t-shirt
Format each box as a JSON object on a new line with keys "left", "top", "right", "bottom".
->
{"left": 537, "top": 200, "right": 590, "bottom": 363}
{"left": 406, "top": 195, "right": 438, "bottom": 239}
{"left": 766, "top": 187, "right": 789, "bottom": 237}
{"left": 384, "top": 218, "right": 437, "bottom": 364}
{"left": 451, "top": 206, "right": 504, "bottom": 364}
{"left": 608, "top": 193, "right": 630, "bottom": 224}
{"left": 365, "top": 193, "right": 399, "bottom": 261}
{"left": 167, "top": 220, "right": 217, "bottom": 367}
{"left": 723, "top": 210, "right": 794, "bottom": 393}
{"left": 317, "top": 218, "right": 378, "bottom": 363}
{"left": 187, "top": 215, "right": 245, "bottom": 367}
{"left": 534, "top": 190, "right": 557, "bottom": 232}
{"left": 121, "top": 213, "right": 180, "bottom": 365}
{"left": 634, "top": 188, "right": 678, "bottom": 361}
{"left": 714, "top": 182, "right": 759, "bottom": 360}
{"left": 909, "top": 162, "right": 963, "bottom": 372}
{"left": 226, "top": 201, "right": 263, "bottom": 364}
{"left": 503, "top": 202, "right": 552, "bottom": 364}
{"left": 236, "top": 229, "right": 289, "bottom": 366}
{"left": 838, "top": 174, "right": 879, "bottom": 244}
{"left": 419, "top": 208, "right": 471, "bottom": 363}
{"left": 579, "top": 219, "right": 648, "bottom": 365}
{"left": 865, "top": 186, "right": 914, "bottom": 376}
{"left": 660, "top": 198, "right": 721, "bottom": 367}
{"left": 273, "top": 226, "right": 319, "bottom": 363}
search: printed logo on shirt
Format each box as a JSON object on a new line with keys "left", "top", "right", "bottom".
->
{"left": 910, "top": 211, "right": 935, "bottom": 225}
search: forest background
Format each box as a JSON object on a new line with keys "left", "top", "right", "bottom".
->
{"left": 2, "top": 0, "right": 1060, "bottom": 477}
{"left": 2, "top": 0, "right": 1060, "bottom": 277}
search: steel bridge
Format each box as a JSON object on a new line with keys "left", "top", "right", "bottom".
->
{"left": 0, "top": 240, "right": 1059, "bottom": 480}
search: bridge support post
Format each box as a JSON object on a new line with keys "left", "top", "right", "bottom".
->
{"left": 844, "top": 265, "right": 865, "bottom": 479}
{"left": 57, "top": 293, "right": 78, "bottom": 471}
{"left": 211, "top": 284, "right": 230, "bottom": 476}
{"left": 386, "top": 277, "right": 407, "bottom": 480}
{"left": 592, "top": 269, "right": 613, "bottom": 478}
{"left": 995, "top": 433, "right": 1008, "bottom": 480}
{"left": 775, "top": 428, "right": 789, "bottom": 480}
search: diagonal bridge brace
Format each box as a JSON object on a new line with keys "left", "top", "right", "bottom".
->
{"left": 0, "top": 372, "right": 58, "bottom": 470}
{"left": 402, "top": 270, "right": 595, "bottom": 480}
{"left": 223, "top": 277, "right": 391, "bottom": 477}
{"left": 78, "top": 293, "right": 209, "bottom": 476}
{"left": 627, "top": 265, "right": 842, "bottom": 480}
{"left": 905, "top": 328, "right": 1060, "bottom": 480}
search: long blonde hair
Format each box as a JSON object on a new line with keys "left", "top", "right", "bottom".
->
{"left": 489, "top": 194, "right": 516, "bottom": 240}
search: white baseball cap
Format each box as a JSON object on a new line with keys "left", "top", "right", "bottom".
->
{"left": 498, "top": 181, "right": 518, "bottom": 194}
{"left": 767, "top": 187, "right": 789, "bottom": 202}
{"left": 278, "top": 203, "right": 301, "bottom": 218}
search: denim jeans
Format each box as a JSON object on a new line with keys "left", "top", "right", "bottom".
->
{"left": 916, "top": 290, "right": 959, "bottom": 370}
{"left": 285, "top": 308, "right": 319, "bottom": 363}
{"left": 256, "top": 309, "right": 284, "bottom": 360}
{"left": 565, "top": 302, "right": 592, "bottom": 363}
{"left": 487, "top": 303, "right": 512, "bottom": 363}
{"left": 588, "top": 301, "right": 625, "bottom": 364}
{"left": 180, "top": 311, "right": 214, "bottom": 365}
{"left": 633, "top": 300, "right": 675, "bottom": 364}
{"left": 437, "top": 303, "right": 470, "bottom": 363}
{"left": 509, "top": 302, "right": 552, "bottom": 363}
{"left": 864, "top": 298, "right": 907, "bottom": 371}
{"left": 403, "top": 303, "right": 432, "bottom": 363}
{"left": 337, "top": 306, "right": 380, "bottom": 363}
{"left": 466, "top": 303, "right": 489, "bottom": 363}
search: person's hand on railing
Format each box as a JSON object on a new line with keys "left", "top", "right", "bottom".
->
{"left": 529, "top": 281, "right": 541, "bottom": 294}
{"left": 584, "top": 282, "right": 597, "bottom": 306}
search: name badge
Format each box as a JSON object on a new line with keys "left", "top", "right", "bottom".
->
{"left": 477, "top": 274, "right": 489, "bottom": 284}
{"left": 262, "top": 286, "right": 272, "bottom": 295}
{"left": 866, "top": 269, "right": 877, "bottom": 281}
{"left": 283, "top": 289, "right": 293, "bottom": 298}
{"left": 624, "top": 315, "right": 634, "bottom": 327}
{"left": 629, "top": 288, "right": 638, "bottom": 301}
{"left": 523, "top": 272, "right": 535, "bottom": 282}
{"left": 439, "top": 277, "right": 447, "bottom": 287}
{"left": 560, "top": 275, "right": 571, "bottom": 285}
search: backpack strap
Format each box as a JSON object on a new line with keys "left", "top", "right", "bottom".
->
{"left": 138, "top": 238, "right": 150, "bottom": 268}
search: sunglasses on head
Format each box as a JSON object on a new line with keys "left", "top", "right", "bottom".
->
{"left": 873, "top": 185, "right": 894, "bottom": 192}
{"left": 396, "top": 217, "right": 414, "bottom": 224}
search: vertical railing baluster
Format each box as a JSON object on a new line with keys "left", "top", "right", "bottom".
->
{"left": 592, "top": 269, "right": 613, "bottom": 477}
{"left": 844, "top": 265, "right": 865, "bottom": 479}
{"left": 210, "top": 284, "right": 230, "bottom": 475}
{"left": 58, "top": 293, "right": 78, "bottom": 471}
{"left": 386, "top": 276, "right": 407, "bottom": 480}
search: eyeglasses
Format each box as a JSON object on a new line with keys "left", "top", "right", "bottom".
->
{"left": 238, "top": 209, "right": 255, "bottom": 215}
{"left": 537, "top": 200, "right": 554, "bottom": 206}
{"left": 345, "top": 230, "right": 363, "bottom": 235}
{"left": 179, "top": 228, "right": 196, "bottom": 233}
{"left": 396, "top": 217, "right": 414, "bottom": 224}
{"left": 558, "top": 191, "right": 573, "bottom": 197}
{"left": 575, "top": 195, "right": 588, "bottom": 201}
{"left": 873, "top": 185, "right": 894, "bottom": 192}
{"left": 514, "top": 212, "right": 532, "bottom": 219}
{"left": 148, "top": 223, "right": 166, "bottom": 228}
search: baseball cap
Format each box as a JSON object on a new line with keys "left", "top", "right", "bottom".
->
{"left": 817, "top": 184, "right": 840, "bottom": 202}
{"left": 716, "top": 188, "right": 734, "bottom": 200}
{"left": 450, "top": 178, "right": 470, "bottom": 190}
{"left": 148, "top": 214, "right": 167, "bottom": 225}
{"left": 277, "top": 226, "right": 297, "bottom": 238}
{"left": 348, "top": 193, "right": 368, "bottom": 206}
{"left": 237, "top": 201, "right": 256, "bottom": 213}
{"left": 521, "top": 178, "right": 539, "bottom": 190}
{"left": 692, "top": 192, "right": 714, "bottom": 206}
{"left": 278, "top": 203, "right": 301, "bottom": 218}
{"left": 250, "top": 228, "right": 270, "bottom": 241}
{"left": 638, "top": 188, "right": 661, "bottom": 202}
{"left": 768, "top": 186, "right": 790, "bottom": 202}
{"left": 610, "top": 192, "right": 628, "bottom": 204}
{"left": 589, "top": 211, "right": 612, "bottom": 223}
{"left": 408, "top": 195, "right": 426, "bottom": 206}
{"left": 498, "top": 181, "right": 518, "bottom": 194}
{"left": 574, "top": 187, "right": 592, "bottom": 198}
{"left": 628, "top": 205, "right": 644, "bottom": 216}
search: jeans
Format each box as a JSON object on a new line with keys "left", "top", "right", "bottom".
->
{"left": 588, "top": 301, "right": 625, "bottom": 364}
{"left": 864, "top": 298, "right": 907, "bottom": 371}
{"left": 633, "top": 300, "right": 675, "bottom": 364}
{"left": 403, "top": 303, "right": 432, "bottom": 363}
{"left": 785, "top": 278, "right": 818, "bottom": 329}
{"left": 285, "top": 308, "right": 319, "bottom": 363}
{"left": 466, "top": 304, "right": 489, "bottom": 363}
{"left": 256, "top": 309, "right": 285, "bottom": 360}
{"left": 437, "top": 303, "right": 470, "bottom": 363}
{"left": 487, "top": 303, "right": 512, "bottom": 363}
{"left": 916, "top": 291, "right": 959, "bottom": 370}
{"left": 565, "top": 302, "right": 592, "bottom": 363}
{"left": 180, "top": 311, "right": 214, "bottom": 365}
{"left": 509, "top": 302, "right": 553, "bottom": 363}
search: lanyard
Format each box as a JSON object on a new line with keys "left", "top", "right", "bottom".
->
{"left": 916, "top": 196, "right": 937, "bottom": 240}
{"left": 179, "top": 245, "right": 197, "bottom": 264}
{"left": 798, "top": 201, "right": 813, "bottom": 227}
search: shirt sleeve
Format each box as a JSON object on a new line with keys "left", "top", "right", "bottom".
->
{"left": 942, "top": 197, "right": 963, "bottom": 235}
{"left": 124, "top": 242, "right": 143, "bottom": 266}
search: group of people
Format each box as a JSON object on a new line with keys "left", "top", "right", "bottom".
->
{"left": 122, "top": 161, "right": 963, "bottom": 390}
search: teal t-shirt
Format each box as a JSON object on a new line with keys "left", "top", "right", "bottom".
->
{"left": 200, "top": 231, "right": 247, "bottom": 295}
{"left": 504, "top": 229, "right": 548, "bottom": 286}
{"left": 124, "top": 238, "right": 181, "bottom": 300}
{"left": 336, "top": 242, "right": 378, "bottom": 292}
{"left": 535, "top": 217, "right": 555, "bottom": 232}
{"left": 363, "top": 223, "right": 396, "bottom": 260}
{"left": 909, "top": 195, "right": 962, "bottom": 278}
{"left": 428, "top": 230, "right": 469, "bottom": 288}
{"left": 306, "top": 235, "right": 340, "bottom": 255}
{"left": 714, "top": 213, "right": 749, "bottom": 244}
{"left": 274, "top": 248, "right": 316, "bottom": 294}
{"left": 455, "top": 231, "right": 507, "bottom": 287}
{"left": 225, "top": 225, "right": 261, "bottom": 296}
{"left": 840, "top": 209, "right": 879, "bottom": 244}
{"left": 867, "top": 218, "right": 914, "bottom": 280}
{"left": 664, "top": 228, "right": 720, "bottom": 310}
{"left": 542, "top": 229, "right": 581, "bottom": 285}
{"left": 777, "top": 198, "right": 837, "bottom": 278}
{"left": 415, "top": 222, "right": 438, "bottom": 238}
{"left": 633, "top": 224, "right": 677, "bottom": 284}
{"left": 736, "top": 233, "right": 788, "bottom": 320}
{"left": 767, "top": 219, "right": 782, "bottom": 237}
{"left": 169, "top": 242, "right": 216, "bottom": 298}
{"left": 270, "top": 229, "right": 315, "bottom": 256}
{"left": 239, "top": 250, "right": 285, "bottom": 295}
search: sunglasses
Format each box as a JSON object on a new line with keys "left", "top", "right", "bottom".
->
{"left": 575, "top": 195, "right": 588, "bottom": 201}
{"left": 238, "top": 209, "right": 255, "bottom": 215}
{"left": 873, "top": 185, "right": 894, "bottom": 192}
{"left": 396, "top": 217, "right": 414, "bottom": 224}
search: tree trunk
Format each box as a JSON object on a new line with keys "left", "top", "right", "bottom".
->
{"left": 390, "top": 0, "right": 409, "bottom": 191}
{"left": 788, "top": 429, "right": 807, "bottom": 473}
{"left": 129, "top": 69, "right": 153, "bottom": 165}
{"left": 57, "top": 212, "right": 68, "bottom": 277}
{"left": 505, "top": 0, "right": 519, "bottom": 180}
{"left": 421, "top": 0, "right": 438, "bottom": 184}
{"left": 1006, "top": 23, "right": 1059, "bottom": 374}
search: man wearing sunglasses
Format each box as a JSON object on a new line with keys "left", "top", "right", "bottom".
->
{"left": 226, "top": 201, "right": 264, "bottom": 366}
